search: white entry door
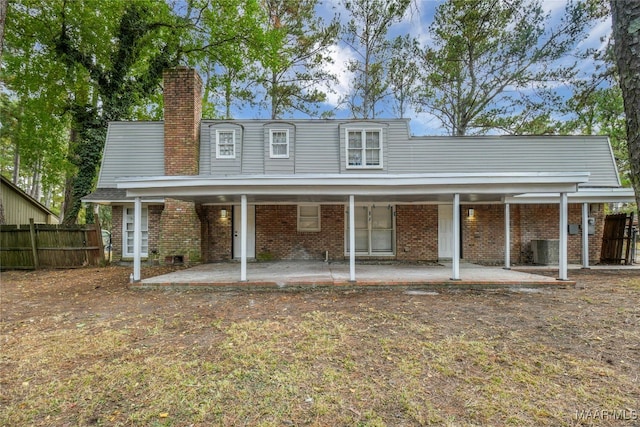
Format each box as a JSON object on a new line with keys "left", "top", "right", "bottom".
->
{"left": 233, "top": 205, "right": 256, "bottom": 259}
{"left": 438, "top": 204, "right": 453, "bottom": 259}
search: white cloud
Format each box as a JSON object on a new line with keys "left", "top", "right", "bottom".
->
{"left": 320, "top": 43, "right": 355, "bottom": 107}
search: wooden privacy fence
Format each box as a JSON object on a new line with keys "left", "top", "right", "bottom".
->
{"left": 600, "top": 213, "right": 635, "bottom": 265}
{"left": 1, "top": 219, "right": 104, "bottom": 269}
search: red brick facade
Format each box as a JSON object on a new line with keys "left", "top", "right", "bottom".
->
{"left": 255, "top": 205, "right": 344, "bottom": 261}
{"left": 158, "top": 199, "right": 202, "bottom": 263}
{"left": 396, "top": 205, "right": 438, "bottom": 261}
{"left": 110, "top": 205, "right": 162, "bottom": 261}
{"left": 111, "top": 202, "right": 606, "bottom": 265}
{"left": 200, "top": 205, "right": 233, "bottom": 262}
{"left": 163, "top": 67, "right": 202, "bottom": 176}
{"left": 107, "top": 68, "right": 612, "bottom": 267}
{"left": 158, "top": 67, "right": 203, "bottom": 263}
{"left": 461, "top": 203, "right": 605, "bottom": 264}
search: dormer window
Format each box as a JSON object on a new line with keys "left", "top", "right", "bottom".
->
{"left": 270, "top": 129, "right": 289, "bottom": 158}
{"left": 216, "top": 129, "right": 236, "bottom": 159}
{"left": 346, "top": 129, "right": 382, "bottom": 168}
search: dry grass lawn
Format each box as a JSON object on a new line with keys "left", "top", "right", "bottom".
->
{"left": 1, "top": 266, "right": 639, "bottom": 426}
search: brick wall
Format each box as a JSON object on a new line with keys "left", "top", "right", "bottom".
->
{"left": 163, "top": 67, "right": 202, "bottom": 176}
{"left": 396, "top": 205, "right": 438, "bottom": 261}
{"left": 461, "top": 203, "right": 605, "bottom": 265}
{"left": 110, "top": 204, "right": 162, "bottom": 262}
{"left": 170, "top": 200, "right": 606, "bottom": 265}
{"left": 159, "top": 67, "right": 203, "bottom": 263}
{"left": 255, "top": 205, "right": 344, "bottom": 260}
{"left": 200, "top": 205, "right": 232, "bottom": 262}
{"left": 158, "top": 199, "right": 202, "bottom": 263}
{"left": 462, "top": 204, "right": 510, "bottom": 264}
{"left": 111, "top": 206, "right": 123, "bottom": 260}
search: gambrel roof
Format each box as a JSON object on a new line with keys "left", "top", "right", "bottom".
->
{"left": 86, "top": 118, "right": 633, "bottom": 205}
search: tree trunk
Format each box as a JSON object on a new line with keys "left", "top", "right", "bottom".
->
{"left": 0, "top": 0, "right": 7, "bottom": 64}
{"left": 611, "top": 0, "right": 640, "bottom": 214}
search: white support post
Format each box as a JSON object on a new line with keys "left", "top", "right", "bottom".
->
{"left": 504, "top": 203, "right": 511, "bottom": 270}
{"left": 240, "top": 195, "right": 248, "bottom": 282}
{"left": 582, "top": 202, "right": 590, "bottom": 269}
{"left": 451, "top": 193, "right": 461, "bottom": 281}
{"left": 558, "top": 192, "right": 568, "bottom": 281}
{"left": 349, "top": 195, "right": 356, "bottom": 282}
{"left": 133, "top": 196, "right": 141, "bottom": 282}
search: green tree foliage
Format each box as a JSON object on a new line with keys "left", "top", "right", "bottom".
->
{"left": 3, "top": 0, "right": 180, "bottom": 223}
{"left": 2, "top": 0, "right": 267, "bottom": 224}
{"left": 342, "top": 0, "right": 411, "bottom": 119}
{"left": 610, "top": 0, "right": 640, "bottom": 213}
{"left": 257, "top": 0, "right": 339, "bottom": 119}
{"left": 417, "top": 0, "right": 600, "bottom": 136}
{"left": 563, "top": 42, "right": 631, "bottom": 187}
{"left": 388, "top": 34, "right": 420, "bottom": 119}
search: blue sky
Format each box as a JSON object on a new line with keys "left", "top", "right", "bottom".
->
{"left": 228, "top": 0, "right": 612, "bottom": 136}
{"left": 312, "top": 0, "right": 611, "bottom": 135}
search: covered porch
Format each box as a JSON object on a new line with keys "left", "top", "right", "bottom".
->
{"left": 117, "top": 172, "right": 633, "bottom": 284}
{"left": 133, "top": 260, "right": 565, "bottom": 289}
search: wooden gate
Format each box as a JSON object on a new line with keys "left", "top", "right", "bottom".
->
{"left": 600, "top": 213, "right": 634, "bottom": 264}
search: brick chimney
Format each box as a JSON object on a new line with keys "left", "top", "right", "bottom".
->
{"left": 159, "top": 67, "right": 203, "bottom": 264}
{"left": 163, "top": 67, "right": 202, "bottom": 175}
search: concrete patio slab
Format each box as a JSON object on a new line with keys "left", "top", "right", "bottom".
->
{"left": 135, "top": 261, "right": 574, "bottom": 290}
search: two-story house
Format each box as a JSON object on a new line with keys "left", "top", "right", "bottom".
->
{"left": 83, "top": 67, "right": 635, "bottom": 282}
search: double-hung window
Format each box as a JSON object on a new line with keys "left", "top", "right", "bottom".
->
{"left": 216, "top": 130, "right": 235, "bottom": 159}
{"left": 270, "top": 129, "right": 289, "bottom": 158}
{"left": 297, "top": 205, "right": 321, "bottom": 232}
{"left": 347, "top": 129, "right": 382, "bottom": 168}
{"left": 123, "top": 207, "right": 149, "bottom": 257}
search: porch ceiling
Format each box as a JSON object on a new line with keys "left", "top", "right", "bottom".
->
{"left": 116, "top": 172, "right": 590, "bottom": 204}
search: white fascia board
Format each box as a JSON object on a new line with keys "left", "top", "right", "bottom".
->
{"left": 118, "top": 172, "right": 589, "bottom": 186}
{"left": 80, "top": 197, "right": 165, "bottom": 205}
{"left": 505, "top": 188, "right": 636, "bottom": 204}
{"left": 116, "top": 172, "right": 589, "bottom": 199}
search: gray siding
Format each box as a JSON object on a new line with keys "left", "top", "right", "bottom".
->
{"left": 294, "top": 122, "right": 340, "bottom": 173}
{"left": 201, "top": 123, "right": 243, "bottom": 175}
{"left": 338, "top": 121, "right": 390, "bottom": 174}
{"left": 100, "top": 118, "right": 622, "bottom": 189}
{"left": 263, "top": 122, "right": 296, "bottom": 174}
{"left": 388, "top": 135, "right": 621, "bottom": 187}
{"left": 98, "top": 122, "right": 165, "bottom": 188}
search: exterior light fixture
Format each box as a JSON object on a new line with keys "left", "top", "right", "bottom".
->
{"left": 468, "top": 208, "right": 475, "bottom": 218}
{"left": 221, "top": 209, "right": 228, "bottom": 219}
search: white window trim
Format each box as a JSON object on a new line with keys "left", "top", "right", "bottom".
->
{"left": 345, "top": 128, "right": 383, "bottom": 169}
{"left": 297, "top": 205, "right": 321, "bottom": 232}
{"left": 123, "top": 206, "right": 149, "bottom": 258}
{"left": 215, "top": 129, "right": 236, "bottom": 159}
{"left": 269, "top": 129, "right": 290, "bottom": 158}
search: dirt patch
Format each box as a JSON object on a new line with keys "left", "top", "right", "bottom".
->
{"left": 1, "top": 266, "right": 639, "bottom": 426}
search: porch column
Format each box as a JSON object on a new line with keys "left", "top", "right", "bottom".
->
{"left": 582, "top": 202, "right": 590, "bottom": 269}
{"left": 504, "top": 203, "right": 511, "bottom": 270}
{"left": 451, "top": 193, "right": 461, "bottom": 281}
{"left": 558, "top": 192, "right": 569, "bottom": 280}
{"left": 349, "top": 195, "right": 356, "bottom": 282}
{"left": 133, "top": 196, "right": 141, "bottom": 282}
{"left": 240, "top": 194, "right": 248, "bottom": 282}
